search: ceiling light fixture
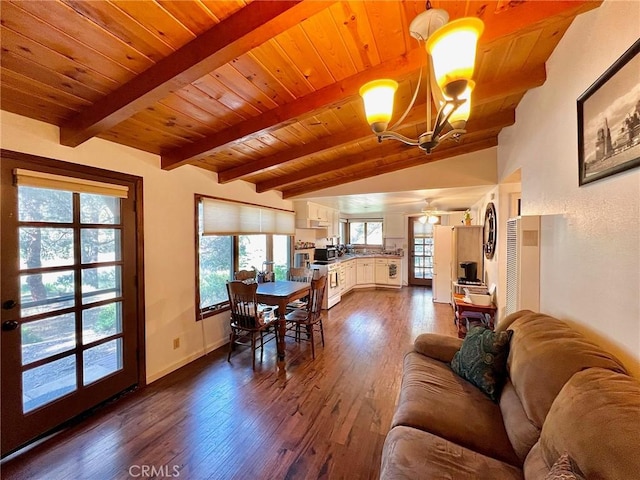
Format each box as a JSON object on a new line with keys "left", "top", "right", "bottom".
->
{"left": 418, "top": 199, "right": 441, "bottom": 224}
{"left": 359, "top": 2, "right": 483, "bottom": 153}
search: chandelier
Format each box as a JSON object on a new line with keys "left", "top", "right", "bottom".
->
{"left": 359, "top": 3, "right": 483, "bottom": 153}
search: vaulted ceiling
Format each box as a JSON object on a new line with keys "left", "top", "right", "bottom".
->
{"left": 1, "top": 0, "right": 601, "bottom": 200}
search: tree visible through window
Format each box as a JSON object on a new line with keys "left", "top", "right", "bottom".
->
{"left": 349, "top": 221, "right": 383, "bottom": 245}
{"left": 196, "top": 198, "right": 292, "bottom": 319}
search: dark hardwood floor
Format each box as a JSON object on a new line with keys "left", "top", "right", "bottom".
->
{"left": 2, "top": 287, "right": 456, "bottom": 480}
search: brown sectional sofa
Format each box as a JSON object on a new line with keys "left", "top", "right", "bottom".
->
{"left": 380, "top": 310, "right": 640, "bottom": 479}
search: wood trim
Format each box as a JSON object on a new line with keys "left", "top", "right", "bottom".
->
{"left": 134, "top": 177, "right": 146, "bottom": 387}
{"left": 196, "top": 193, "right": 294, "bottom": 214}
{"left": 60, "top": 1, "right": 334, "bottom": 147}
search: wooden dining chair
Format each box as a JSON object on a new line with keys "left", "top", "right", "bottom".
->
{"left": 287, "top": 267, "right": 313, "bottom": 282}
{"left": 234, "top": 269, "right": 256, "bottom": 283}
{"left": 226, "top": 280, "right": 276, "bottom": 370}
{"left": 285, "top": 267, "right": 314, "bottom": 313}
{"left": 284, "top": 274, "right": 327, "bottom": 359}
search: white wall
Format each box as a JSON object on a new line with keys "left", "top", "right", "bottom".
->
{"left": 0, "top": 111, "right": 293, "bottom": 383}
{"left": 498, "top": 0, "right": 640, "bottom": 376}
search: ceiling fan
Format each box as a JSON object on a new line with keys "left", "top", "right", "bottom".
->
{"left": 418, "top": 199, "right": 466, "bottom": 224}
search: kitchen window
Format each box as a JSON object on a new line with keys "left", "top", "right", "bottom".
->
{"left": 196, "top": 195, "right": 294, "bottom": 320}
{"left": 348, "top": 220, "right": 383, "bottom": 246}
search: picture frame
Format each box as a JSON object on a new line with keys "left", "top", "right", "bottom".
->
{"left": 577, "top": 39, "right": 640, "bottom": 186}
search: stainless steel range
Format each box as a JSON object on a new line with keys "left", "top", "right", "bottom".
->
{"left": 312, "top": 261, "right": 341, "bottom": 309}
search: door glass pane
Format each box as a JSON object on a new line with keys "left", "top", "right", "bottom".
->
{"left": 81, "top": 229, "right": 121, "bottom": 264}
{"left": 23, "top": 355, "right": 77, "bottom": 413}
{"left": 80, "top": 193, "right": 120, "bottom": 224}
{"left": 18, "top": 186, "right": 73, "bottom": 223}
{"left": 81, "top": 266, "right": 121, "bottom": 305}
{"left": 199, "top": 235, "right": 233, "bottom": 309}
{"left": 83, "top": 303, "right": 122, "bottom": 344}
{"left": 21, "top": 313, "right": 75, "bottom": 365}
{"left": 20, "top": 271, "right": 75, "bottom": 317}
{"left": 19, "top": 227, "right": 74, "bottom": 269}
{"left": 83, "top": 339, "right": 123, "bottom": 385}
{"left": 415, "top": 244, "right": 424, "bottom": 255}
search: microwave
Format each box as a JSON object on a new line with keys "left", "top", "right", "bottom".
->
{"left": 314, "top": 247, "right": 337, "bottom": 262}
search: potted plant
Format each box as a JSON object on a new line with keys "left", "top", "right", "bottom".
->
{"left": 463, "top": 210, "right": 472, "bottom": 226}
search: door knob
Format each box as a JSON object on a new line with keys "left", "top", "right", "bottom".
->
{"left": 2, "top": 321, "right": 19, "bottom": 331}
{"left": 2, "top": 300, "right": 17, "bottom": 310}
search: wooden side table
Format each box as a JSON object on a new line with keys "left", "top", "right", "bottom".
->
{"left": 453, "top": 294, "right": 497, "bottom": 339}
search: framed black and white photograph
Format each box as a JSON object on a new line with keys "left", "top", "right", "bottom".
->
{"left": 577, "top": 39, "right": 640, "bottom": 186}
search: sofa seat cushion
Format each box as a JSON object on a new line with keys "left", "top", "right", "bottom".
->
{"left": 380, "top": 426, "right": 524, "bottom": 480}
{"left": 392, "top": 352, "right": 521, "bottom": 467}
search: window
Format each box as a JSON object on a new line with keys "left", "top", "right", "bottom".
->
{"left": 196, "top": 196, "right": 294, "bottom": 319}
{"left": 349, "top": 220, "right": 383, "bottom": 246}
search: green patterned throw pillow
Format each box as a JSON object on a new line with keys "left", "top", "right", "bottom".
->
{"left": 450, "top": 326, "right": 513, "bottom": 402}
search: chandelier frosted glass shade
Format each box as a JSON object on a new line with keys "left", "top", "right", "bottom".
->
{"left": 426, "top": 17, "right": 484, "bottom": 99}
{"left": 446, "top": 80, "right": 475, "bottom": 129}
{"left": 359, "top": 79, "right": 398, "bottom": 134}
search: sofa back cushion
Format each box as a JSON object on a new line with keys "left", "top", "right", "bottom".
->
{"left": 538, "top": 368, "right": 640, "bottom": 479}
{"left": 504, "top": 311, "right": 626, "bottom": 429}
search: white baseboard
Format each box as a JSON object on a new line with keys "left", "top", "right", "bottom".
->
{"left": 146, "top": 338, "right": 227, "bottom": 384}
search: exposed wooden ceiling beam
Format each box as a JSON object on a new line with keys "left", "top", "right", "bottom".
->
{"left": 281, "top": 137, "right": 499, "bottom": 199}
{"left": 158, "top": 2, "right": 591, "bottom": 170}
{"left": 218, "top": 66, "right": 542, "bottom": 184}
{"left": 257, "top": 110, "right": 514, "bottom": 192}
{"left": 160, "top": 47, "right": 425, "bottom": 169}
{"left": 59, "top": 1, "right": 333, "bottom": 147}
{"left": 478, "top": 1, "right": 601, "bottom": 44}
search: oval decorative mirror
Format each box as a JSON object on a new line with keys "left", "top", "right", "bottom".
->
{"left": 483, "top": 202, "right": 497, "bottom": 259}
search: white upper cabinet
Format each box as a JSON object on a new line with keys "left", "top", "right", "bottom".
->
{"left": 294, "top": 201, "right": 332, "bottom": 228}
{"left": 384, "top": 214, "right": 405, "bottom": 238}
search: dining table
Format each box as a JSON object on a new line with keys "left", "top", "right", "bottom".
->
{"left": 256, "top": 280, "right": 311, "bottom": 362}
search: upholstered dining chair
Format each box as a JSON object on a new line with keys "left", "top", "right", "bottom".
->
{"left": 284, "top": 274, "right": 327, "bottom": 359}
{"left": 234, "top": 269, "right": 256, "bottom": 283}
{"left": 226, "top": 280, "right": 276, "bottom": 370}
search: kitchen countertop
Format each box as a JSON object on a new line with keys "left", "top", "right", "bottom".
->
{"left": 337, "top": 254, "right": 402, "bottom": 261}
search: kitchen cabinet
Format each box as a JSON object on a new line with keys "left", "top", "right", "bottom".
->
{"left": 294, "top": 201, "right": 331, "bottom": 229}
{"left": 327, "top": 209, "right": 341, "bottom": 239}
{"left": 388, "top": 258, "right": 401, "bottom": 286}
{"left": 375, "top": 258, "right": 389, "bottom": 284}
{"left": 384, "top": 214, "right": 405, "bottom": 238}
{"left": 345, "top": 259, "right": 356, "bottom": 291}
{"left": 356, "top": 258, "right": 375, "bottom": 285}
{"left": 338, "top": 262, "right": 346, "bottom": 294}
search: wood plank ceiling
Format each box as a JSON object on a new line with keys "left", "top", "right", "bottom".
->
{"left": 1, "top": 1, "right": 602, "bottom": 198}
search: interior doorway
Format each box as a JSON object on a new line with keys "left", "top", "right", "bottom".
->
{"left": 408, "top": 217, "right": 434, "bottom": 286}
{"left": 1, "top": 150, "right": 145, "bottom": 457}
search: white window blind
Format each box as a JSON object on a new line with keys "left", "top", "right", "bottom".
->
{"left": 201, "top": 197, "right": 295, "bottom": 235}
{"left": 14, "top": 169, "right": 129, "bottom": 198}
